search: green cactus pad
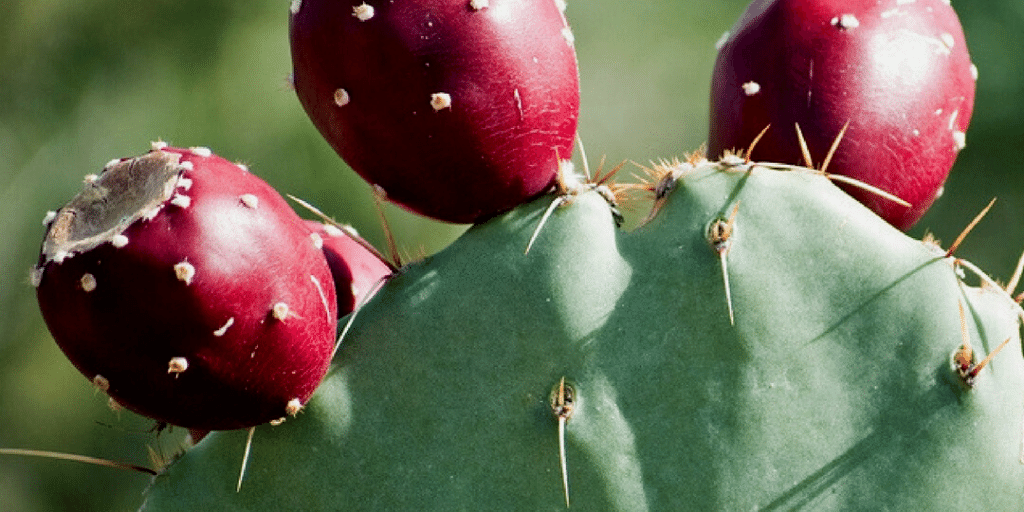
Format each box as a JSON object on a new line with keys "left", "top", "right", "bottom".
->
{"left": 141, "top": 161, "right": 1024, "bottom": 511}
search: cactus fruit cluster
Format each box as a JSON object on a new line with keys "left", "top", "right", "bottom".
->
{"left": 709, "top": 0, "right": 976, "bottom": 230}
{"left": 24, "top": 0, "right": 1024, "bottom": 510}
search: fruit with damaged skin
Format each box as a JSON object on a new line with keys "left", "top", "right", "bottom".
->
{"left": 708, "top": 0, "right": 976, "bottom": 230}
{"left": 34, "top": 145, "right": 338, "bottom": 431}
{"left": 142, "top": 160, "right": 1024, "bottom": 509}
{"left": 304, "top": 220, "right": 393, "bottom": 316}
{"left": 289, "top": 0, "right": 580, "bottom": 223}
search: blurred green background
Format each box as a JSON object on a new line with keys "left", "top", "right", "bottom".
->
{"left": 1, "top": 1, "right": 1022, "bottom": 510}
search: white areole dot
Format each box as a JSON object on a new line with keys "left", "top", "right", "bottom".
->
{"left": 105, "top": 158, "right": 122, "bottom": 170}
{"left": 272, "top": 302, "right": 290, "bottom": 321}
{"left": 286, "top": 398, "right": 304, "bottom": 416}
{"left": 83, "top": 174, "right": 99, "bottom": 184}
{"left": 311, "top": 232, "right": 324, "bottom": 250}
{"left": 174, "top": 261, "right": 196, "bottom": 285}
{"left": 170, "top": 194, "right": 192, "bottom": 209}
{"left": 80, "top": 273, "right": 97, "bottom": 292}
{"left": 970, "top": 63, "right": 978, "bottom": 81}
{"left": 151, "top": 140, "right": 169, "bottom": 151}
{"left": 742, "top": 81, "right": 761, "bottom": 96}
{"left": 333, "top": 88, "right": 351, "bottom": 107}
{"left": 29, "top": 266, "right": 43, "bottom": 288}
{"left": 323, "top": 223, "right": 345, "bottom": 237}
{"left": 189, "top": 146, "right": 213, "bottom": 157}
{"left": 469, "top": 0, "right": 489, "bottom": 10}
{"left": 715, "top": 31, "right": 730, "bottom": 50}
{"left": 352, "top": 3, "right": 374, "bottom": 21}
{"left": 290, "top": 0, "right": 302, "bottom": 15}
{"left": 953, "top": 131, "right": 967, "bottom": 151}
{"left": 93, "top": 375, "right": 110, "bottom": 392}
{"left": 554, "top": 0, "right": 567, "bottom": 13}
{"left": 831, "top": 14, "right": 860, "bottom": 30}
{"left": 240, "top": 194, "right": 259, "bottom": 209}
{"left": 177, "top": 177, "right": 193, "bottom": 191}
{"left": 168, "top": 357, "right": 189, "bottom": 374}
{"left": 111, "top": 233, "right": 129, "bottom": 248}
{"left": 178, "top": 161, "right": 195, "bottom": 171}
{"left": 940, "top": 32, "right": 955, "bottom": 49}
{"left": 42, "top": 210, "right": 56, "bottom": 226}
{"left": 562, "top": 27, "right": 575, "bottom": 46}
{"left": 236, "top": 162, "right": 250, "bottom": 173}
{"left": 431, "top": 92, "right": 452, "bottom": 111}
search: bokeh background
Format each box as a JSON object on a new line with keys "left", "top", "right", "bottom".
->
{"left": 1, "top": 1, "right": 1022, "bottom": 510}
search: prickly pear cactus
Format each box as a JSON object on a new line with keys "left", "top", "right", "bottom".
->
{"left": 141, "top": 160, "right": 1024, "bottom": 510}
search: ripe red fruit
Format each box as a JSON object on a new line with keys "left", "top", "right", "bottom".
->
{"left": 34, "top": 145, "right": 338, "bottom": 430}
{"left": 303, "top": 220, "right": 393, "bottom": 316}
{"left": 289, "top": 0, "right": 580, "bottom": 223}
{"left": 708, "top": 0, "right": 976, "bottom": 230}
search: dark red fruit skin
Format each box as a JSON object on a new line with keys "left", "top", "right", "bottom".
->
{"left": 708, "top": 0, "right": 975, "bottom": 230}
{"left": 304, "top": 220, "right": 393, "bottom": 316}
{"left": 35, "top": 147, "right": 338, "bottom": 430}
{"left": 289, "top": 0, "right": 580, "bottom": 223}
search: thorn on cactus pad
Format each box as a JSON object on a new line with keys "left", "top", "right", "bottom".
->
{"left": 708, "top": 202, "right": 741, "bottom": 326}
{"left": 945, "top": 198, "right": 996, "bottom": 258}
{"left": 953, "top": 301, "right": 1012, "bottom": 387}
{"left": 550, "top": 377, "right": 575, "bottom": 508}
{"left": 236, "top": 426, "right": 256, "bottom": 493}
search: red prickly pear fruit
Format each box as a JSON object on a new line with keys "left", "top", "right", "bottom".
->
{"left": 289, "top": 0, "right": 580, "bottom": 223}
{"left": 34, "top": 145, "right": 338, "bottom": 430}
{"left": 708, "top": 0, "right": 976, "bottom": 230}
{"left": 303, "top": 220, "right": 393, "bottom": 316}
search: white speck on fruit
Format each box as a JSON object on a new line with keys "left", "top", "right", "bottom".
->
{"left": 430, "top": 92, "right": 452, "bottom": 111}
{"left": 897, "top": 0, "right": 916, "bottom": 4}
{"left": 189, "top": 146, "right": 212, "bottom": 158}
{"left": 236, "top": 162, "right": 249, "bottom": 173}
{"left": 170, "top": 194, "right": 191, "bottom": 209}
{"left": 935, "top": 185, "right": 945, "bottom": 199}
{"left": 104, "top": 158, "right": 121, "bottom": 170}
{"left": 53, "top": 250, "right": 70, "bottom": 264}
{"left": 83, "top": 174, "right": 99, "bottom": 184}
{"left": 290, "top": 0, "right": 301, "bottom": 15}
{"left": 29, "top": 266, "right": 43, "bottom": 288}
{"left": 333, "top": 88, "right": 351, "bottom": 107}
{"left": 948, "top": 109, "right": 960, "bottom": 131}
{"left": 953, "top": 130, "right": 967, "bottom": 151}
{"left": 513, "top": 88, "right": 524, "bottom": 119}
{"left": 108, "top": 397, "right": 123, "bottom": 412}
{"left": 831, "top": 14, "right": 860, "bottom": 30}
{"left": 213, "top": 317, "right": 235, "bottom": 337}
{"left": 151, "top": 140, "right": 168, "bottom": 151}
{"left": 323, "top": 223, "right": 344, "bottom": 237}
{"left": 742, "top": 81, "right": 761, "bottom": 96}
{"left": 285, "top": 398, "right": 303, "bottom": 416}
{"left": 715, "top": 31, "right": 730, "bottom": 50}
{"left": 310, "top": 232, "right": 324, "bottom": 249}
{"left": 970, "top": 63, "right": 978, "bottom": 81}
{"left": 176, "top": 177, "right": 193, "bottom": 191}
{"left": 940, "top": 32, "right": 955, "bottom": 50}
{"left": 168, "top": 357, "right": 188, "bottom": 375}
{"left": 562, "top": 27, "right": 575, "bottom": 46}
{"left": 42, "top": 210, "right": 56, "bottom": 226}
{"left": 554, "top": 0, "right": 567, "bottom": 13}
{"left": 240, "top": 194, "right": 259, "bottom": 209}
{"left": 178, "top": 161, "right": 194, "bottom": 171}
{"left": 341, "top": 224, "right": 360, "bottom": 238}
{"left": 80, "top": 273, "right": 97, "bottom": 292}
{"left": 272, "top": 302, "right": 290, "bottom": 321}
{"left": 269, "top": 417, "right": 287, "bottom": 426}
{"left": 880, "top": 8, "right": 899, "bottom": 18}
{"left": 92, "top": 375, "right": 110, "bottom": 392}
{"left": 469, "top": 0, "right": 488, "bottom": 10}
{"left": 174, "top": 261, "right": 196, "bottom": 285}
{"left": 352, "top": 3, "right": 374, "bottom": 21}
{"left": 912, "top": 129, "right": 921, "bottom": 136}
